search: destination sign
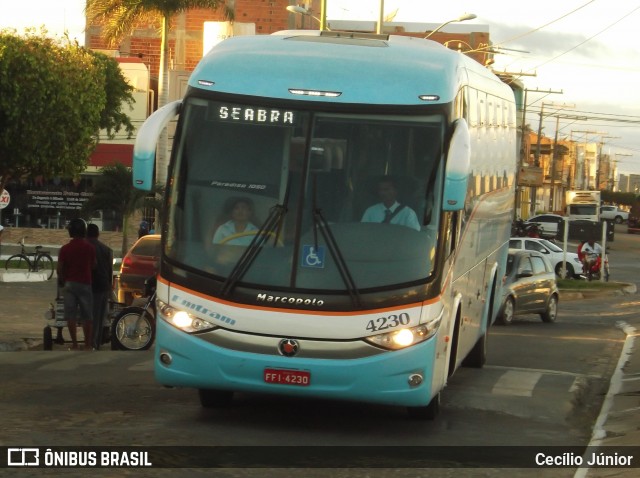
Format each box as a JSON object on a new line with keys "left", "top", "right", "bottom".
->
{"left": 218, "top": 105, "right": 296, "bottom": 125}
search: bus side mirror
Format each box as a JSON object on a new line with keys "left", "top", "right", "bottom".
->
{"left": 132, "top": 100, "right": 182, "bottom": 191}
{"left": 442, "top": 119, "right": 470, "bottom": 212}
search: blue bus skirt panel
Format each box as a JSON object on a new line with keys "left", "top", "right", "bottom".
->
{"left": 154, "top": 319, "right": 438, "bottom": 408}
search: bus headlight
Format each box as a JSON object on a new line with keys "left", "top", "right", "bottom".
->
{"left": 364, "top": 317, "right": 441, "bottom": 350}
{"left": 157, "top": 299, "right": 217, "bottom": 333}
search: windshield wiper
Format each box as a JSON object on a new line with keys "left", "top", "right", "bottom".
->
{"left": 221, "top": 204, "right": 287, "bottom": 297}
{"left": 311, "top": 175, "right": 362, "bottom": 308}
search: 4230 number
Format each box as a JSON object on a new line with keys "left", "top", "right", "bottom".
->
{"left": 365, "top": 313, "right": 410, "bottom": 333}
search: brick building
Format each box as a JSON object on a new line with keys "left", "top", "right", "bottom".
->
{"left": 85, "top": 0, "right": 493, "bottom": 92}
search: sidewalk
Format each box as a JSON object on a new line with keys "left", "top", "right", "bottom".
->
{"left": 0, "top": 279, "right": 56, "bottom": 351}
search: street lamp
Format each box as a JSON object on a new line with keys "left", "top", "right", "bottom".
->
{"left": 424, "top": 13, "right": 477, "bottom": 39}
{"left": 286, "top": 5, "right": 328, "bottom": 30}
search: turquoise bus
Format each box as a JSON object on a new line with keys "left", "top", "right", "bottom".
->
{"left": 133, "top": 30, "right": 517, "bottom": 418}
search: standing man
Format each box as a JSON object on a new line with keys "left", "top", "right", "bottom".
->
{"left": 56, "top": 218, "right": 96, "bottom": 350}
{"left": 87, "top": 224, "right": 114, "bottom": 350}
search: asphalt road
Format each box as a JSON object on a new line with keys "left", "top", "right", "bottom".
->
{"left": 1, "top": 224, "right": 639, "bottom": 478}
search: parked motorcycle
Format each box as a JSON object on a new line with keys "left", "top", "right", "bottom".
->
{"left": 111, "top": 276, "right": 156, "bottom": 351}
{"left": 511, "top": 219, "right": 541, "bottom": 238}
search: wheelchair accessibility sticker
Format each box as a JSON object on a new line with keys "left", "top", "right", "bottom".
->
{"left": 301, "top": 245, "right": 326, "bottom": 268}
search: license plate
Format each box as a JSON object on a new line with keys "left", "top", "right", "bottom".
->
{"left": 264, "top": 368, "right": 310, "bottom": 386}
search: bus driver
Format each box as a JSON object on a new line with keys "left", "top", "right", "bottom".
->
{"left": 361, "top": 177, "right": 420, "bottom": 231}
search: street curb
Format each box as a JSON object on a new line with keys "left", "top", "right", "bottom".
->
{"left": 0, "top": 271, "right": 51, "bottom": 282}
{"left": 559, "top": 282, "right": 636, "bottom": 300}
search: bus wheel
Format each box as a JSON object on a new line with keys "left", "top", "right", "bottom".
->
{"left": 462, "top": 330, "right": 487, "bottom": 368}
{"left": 407, "top": 393, "right": 440, "bottom": 420}
{"left": 199, "top": 389, "right": 234, "bottom": 408}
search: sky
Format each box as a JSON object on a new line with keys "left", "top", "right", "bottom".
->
{"left": 1, "top": 0, "right": 639, "bottom": 174}
{"left": 328, "top": 0, "right": 640, "bottom": 175}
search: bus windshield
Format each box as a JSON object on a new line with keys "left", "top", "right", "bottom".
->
{"left": 165, "top": 97, "right": 444, "bottom": 292}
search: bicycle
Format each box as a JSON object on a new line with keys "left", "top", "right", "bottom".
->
{"left": 5, "top": 236, "right": 55, "bottom": 280}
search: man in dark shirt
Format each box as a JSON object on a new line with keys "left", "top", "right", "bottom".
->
{"left": 56, "top": 218, "right": 96, "bottom": 350}
{"left": 87, "top": 224, "right": 114, "bottom": 350}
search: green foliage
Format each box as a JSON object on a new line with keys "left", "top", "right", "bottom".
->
{"left": 600, "top": 190, "right": 637, "bottom": 207}
{"left": 89, "top": 51, "right": 135, "bottom": 139}
{"left": 86, "top": 0, "right": 234, "bottom": 47}
{"left": 0, "top": 32, "right": 103, "bottom": 189}
{"left": 0, "top": 31, "right": 135, "bottom": 191}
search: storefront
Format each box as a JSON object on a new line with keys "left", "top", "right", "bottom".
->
{"left": 1, "top": 175, "right": 121, "bottom": 231}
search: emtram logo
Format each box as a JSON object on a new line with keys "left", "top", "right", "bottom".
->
{"left": 7, "top": 448, "right": 39, "bottom": 466}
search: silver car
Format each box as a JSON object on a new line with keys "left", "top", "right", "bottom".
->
{"left": 497, "top": 249, "right": 559, "bottom": 325}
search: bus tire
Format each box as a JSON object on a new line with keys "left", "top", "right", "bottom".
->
{"left": 462, "top": 330, "right": 487, "bottom": 368}
{"left": 407, "top": 392, "right": 440, "bottom": 420}
{"left": 199, "top": 389, "right": 234, "bottom": 408}
{"left": 447, "top": 312, "right": 462, "bottom": 378}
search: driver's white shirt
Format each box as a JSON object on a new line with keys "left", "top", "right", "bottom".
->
{"left": 582, "top": 242, "right": 602, "bottom": 258}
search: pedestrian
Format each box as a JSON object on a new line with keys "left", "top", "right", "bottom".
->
{"left": 87, "top": 223, "right": 114, "bottom": 350}
{"left": 56, "top": 218, "right": 96, "bottom": 350}
{"left": 138, "top": 220, "right": 149, "bottom": 239}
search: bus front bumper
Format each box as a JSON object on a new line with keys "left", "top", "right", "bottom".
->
{"left": 154, "top": 319, "right": 439, "bottom": 408}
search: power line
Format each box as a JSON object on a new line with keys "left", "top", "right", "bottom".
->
{"left": 491, "top": 0, "right": 597, "bottom": 50}
{"left": 528, "top": 5, "right": 640, "bottom": 73}
{"left": 509, "top": 4, "right": 640, "bottom": 81}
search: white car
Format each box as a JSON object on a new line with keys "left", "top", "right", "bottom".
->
{"left": 508, "top": 237, "right": 582, "bottom": 279}
{"left": 600, "top": 205, "right": 628, "bottom": 224}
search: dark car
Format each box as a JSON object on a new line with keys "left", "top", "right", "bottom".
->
{"left": 496, "top": 249, "right": 559, "bottom": 325}
{"left": 525, "top": 214, "right": 564, "bottom": 239}
{"left": 118, "top": 234, "right": 161, "bottom": 305}
{"left": 628, "top": 203, "right": 640, "bottom": 234}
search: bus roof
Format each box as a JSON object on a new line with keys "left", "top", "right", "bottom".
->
{"left": 189, "top": 31, "right": 508, "bottom": 106}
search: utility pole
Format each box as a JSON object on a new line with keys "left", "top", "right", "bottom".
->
{"left": 531, "top": 96, "right": 566, "bottom": 215}
{"left": 514, "top": 87, "right": 561, "bottom": 217}
{"left": 549, "top": 115, "right": 560, "bottom": 212}
{"left": 597, "top": 136, "right": 620, "bottom": 190}
{"left": 547, "top": 113, "right": 587, "bottom": 211}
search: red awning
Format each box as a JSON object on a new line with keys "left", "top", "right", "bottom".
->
{"left": 89, "top": 143, "right": 133, "bottom": 168}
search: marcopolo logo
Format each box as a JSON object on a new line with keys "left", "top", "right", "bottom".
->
{"left": 256, "top": 293, "right": 324, "bottom": 307}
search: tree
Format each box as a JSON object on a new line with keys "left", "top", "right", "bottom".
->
{"left": 85, "top": 0, "right": 234, "bottom": 187}
{"left": 601, "top": 190, "right": 637, "bottom": 207}
{"left": 82, "top": 163, "right": 164, "bottom": 256}
{"left": 0, "top": 30, "right": 135, "bottom": 192}
{"left": 89, "top": 50, "right": 136, "bottom": 140}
